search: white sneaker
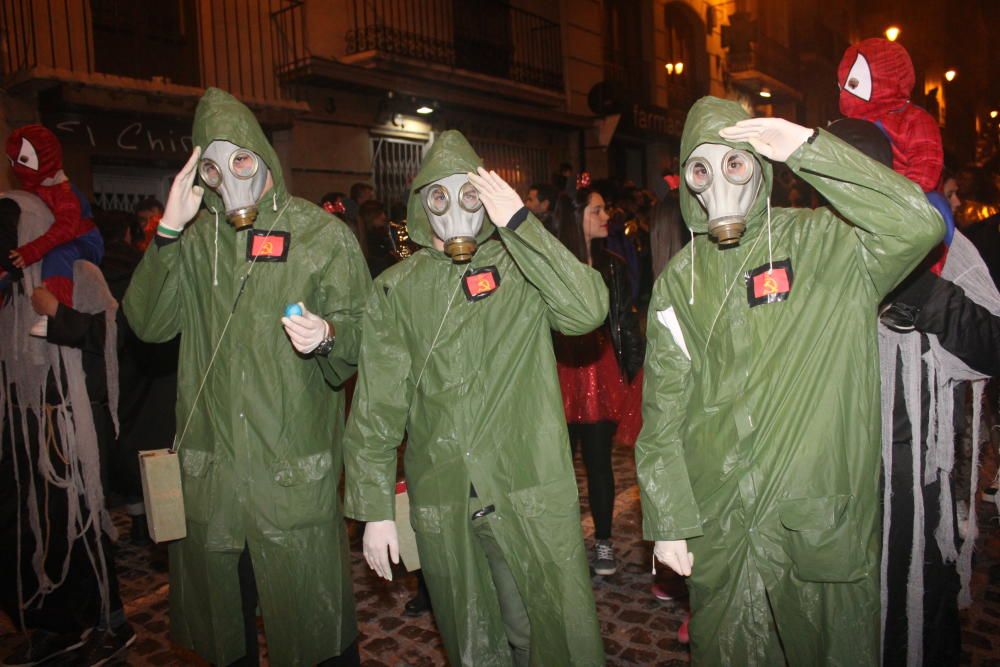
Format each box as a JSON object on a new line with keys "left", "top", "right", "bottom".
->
{"left": 29, "top": 316, "right": 47, "bottom": 338}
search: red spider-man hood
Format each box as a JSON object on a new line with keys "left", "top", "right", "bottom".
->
{"left": 5, "top": 124, "right": 63, "bottom": 189}
{"left": 838, "top": 38, "right": 915, "bottom": 121}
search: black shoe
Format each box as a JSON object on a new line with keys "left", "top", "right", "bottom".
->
{"left": 403, "top": 591, "right": 432, "bottom": 617}
{"left": 71, "top": 624, "right": 135, "bottom": 667}
{"left": 879, "top": 302, "right": 919, "bottom": 332}
{"left": 130, "top": 515, "right": 152, "bottom": 546}
{"left": 3, "top": 629, "right": 92, "bottom": 666}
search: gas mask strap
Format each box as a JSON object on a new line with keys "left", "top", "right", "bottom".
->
{"left": 766, "top": 193, "right": 773, "bottom": 274}
{"left": 689, "top": 230, "right": 696, "bottom": 305}
{"left": 414, "top": 267, "right": 465, "bottom": 390}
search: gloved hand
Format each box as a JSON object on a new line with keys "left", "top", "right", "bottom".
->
{"left": 653, "top": 539, "right": 694, "bottom": 576}
{"left": 467, "top": 167, "right": 523, "bottom": 228}
{"left": 363, "top": 520, "right": 400, "bottom": 581}
{"left": 280, "top": 302, "right": 330, "bottom": 354}
{"left": 159, "top": 146, "right": 205, "bottom": 233}
{"left": 719, "top": 118, "right": 814, "bottom": 163}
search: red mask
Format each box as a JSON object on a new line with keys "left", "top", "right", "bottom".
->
{"left": 837, "top": 38, "right": 915, "bottom": 121}
{"left": 5, "top": 124, "right": 63, "bottom": 190}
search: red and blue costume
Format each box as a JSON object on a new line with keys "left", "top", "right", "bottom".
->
{"left": 838, "top": 38, "right": 953, "bottom": 269}
{"left": 6, "top": 124, "right": 102, "bottom": 305}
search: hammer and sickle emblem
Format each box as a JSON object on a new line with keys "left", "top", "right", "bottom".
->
{"left": 259, "top": 240, "right": 274, "bottom": 255}
{"left": 477, "top": 277, "right": 492, "bottom": 292}
{"left": 762, "top": 274, "right": 779, "bottom": 295}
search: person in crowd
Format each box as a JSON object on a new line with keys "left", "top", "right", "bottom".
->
{"left": 636, "top": 96, "right": 942, "bottom": 665}
{"left": 0, "top": 191, "right": 134, "bottom": 666}
{"left": 359, "top": 199, "right": 395, "bottom": 278}
{"left": 94, "top": 209, "right": 179, "bottom": 545}
{"left": 345, "top": 130, "right": 606, "bottom": 666}
{"left": 323, "top": 191, "right": 367, "bottom": 259}
{"left": 5, "top": 124, "right": 104, "bottom": 337}
{"left": 524, "top": 182, "right": 558, "bottom": 236}
{"left": 828, "top": 118, "right": 1000, "bottom": 667}
{"left": 648, "top": 193, "right": 685, "bottom": 280}
{"left": 133, "top": 197, "right": 164, "bottom": 252}
{"left": 553, "top": 187, "right": 644, "bottom": 576}
{"left": 123, "top": 88, "right": 370, "bottom": 667}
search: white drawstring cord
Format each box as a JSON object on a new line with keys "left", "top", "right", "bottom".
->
{"left": 209, "top": 206, "right": 220, "bottom": 287}
{"left": 766, "top": 195, "right": 774, "bottom": 274}
{"left": 689, "top": 229, "right": 696, "bottom": 305}
{"left": 272, "top": 192, "right": 277, "bottom": 212}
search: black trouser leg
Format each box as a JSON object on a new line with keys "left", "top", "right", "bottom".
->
{"left": 317, "top": 639, "right": 361, "bottom": 667}
{"left": 569, "top": 421, "right": 616, "bottom": 540}
{"left": 226, "top": 545, "right": 259, "bottom": 667}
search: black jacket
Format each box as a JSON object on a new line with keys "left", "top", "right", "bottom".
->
{"left": 595, "top": 246, "right": 644, "bottom": 381}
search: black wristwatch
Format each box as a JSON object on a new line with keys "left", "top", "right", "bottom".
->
{"left": 314, "top": 321, "right": 336, "bottom": 356}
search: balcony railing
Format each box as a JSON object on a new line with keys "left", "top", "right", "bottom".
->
{"left": 727, "top": 35, "right": 797, "bottom": 88}
{"left": 344, "top": 0, "right": 563, "bottom": 91}
{"left": 0, "top": 0, "right": 298, "bottom": 103}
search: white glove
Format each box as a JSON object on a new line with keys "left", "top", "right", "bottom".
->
{"left": 280, "top": 302, "right": 330, "bottom": 354}
{"left": 363, "top": 520, "right": 400, "bottom": 581}
{"left": 718, "top": 118, "right": 814, "bottom": 163}
{"left": 159, "top": 146, "right": 205, "bottom": 233}
{"left": 466, "top": 167, "right": 524, "bottom": 228}
{"left": 653, "top": 540, "right": 694, "bottom": 576}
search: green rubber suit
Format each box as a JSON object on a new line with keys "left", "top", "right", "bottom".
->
{"left": 123, "top": 88, "right": 370, "bottom": 666}
{"left": 343, "top": 130, "right": 607, "bottom": 666}
{"left": 635, "top": 97, "right": 943, "bottom": 665}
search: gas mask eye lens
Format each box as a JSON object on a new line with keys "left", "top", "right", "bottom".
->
{"left": 425, "top": 184, "right": 450, "bottom": 215}
{"left": 458, "top": 182, "right": 482, "bottom": 212}
{"left": 199, "top": 159, "right": 222, "bottom": 188}
{"left": 229, "top": 150, "right": 259, "bottom": 179}
{"left": 685, "top": 159, "right": 712, "bottom": 193}
{"left": 723, "top": 150, "right": 754, "bottom": 185}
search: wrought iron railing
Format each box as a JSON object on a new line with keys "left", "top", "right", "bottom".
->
{"left": 0, "top": 0, "right": 298, "bottom": 102}
{"left": 344, "top": 0, "right": 563, "bottom": 91}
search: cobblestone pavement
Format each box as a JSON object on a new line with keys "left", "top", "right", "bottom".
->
{"left": 2, "top": 445, "right": 1000, "bottom": 666}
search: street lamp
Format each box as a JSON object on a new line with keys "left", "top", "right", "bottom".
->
{"left": 759, "top": 87, "right": 772, "bottom": 99}
{"left": 674, "top": 62, "right": 684, "bottom": 75}
{"left": 884, "top": 26, "right": 900, "bottom": 42}
{"left": 665, "top": 62, "right": 684, "bottom": 76}
{"left": 990, "top": 110, "right": 998, "bottom": 119}
{"left": 944, "top": 69, "right": 957, "bottom": 82}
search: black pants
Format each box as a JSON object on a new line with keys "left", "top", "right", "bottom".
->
{"left": 228, "top": 545, "right": 360, "bottom": 667}
{"left": 0, "top": 405, "right": 124, "bottom": 635}
{"left": 568, "top": 421, "right": 616, "bottom": 540}
{"left": 883, "top": 438, "right": 961, "bottom": 667}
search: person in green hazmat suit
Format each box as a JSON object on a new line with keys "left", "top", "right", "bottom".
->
{"left": 123, "top": 88, "right": 370, "bottom": 666}
{"left": 635, "top": 96, "right": 944, "bottom": 666}
{"left": 342, "top": 130, "right": 607, "bottom": 666}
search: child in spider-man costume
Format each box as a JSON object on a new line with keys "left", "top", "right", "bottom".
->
{"left": 5, "top": 124, "right": 103, "bottom": 334}
{"left": 839, "top": 38, "right": 954, "bottom": 267}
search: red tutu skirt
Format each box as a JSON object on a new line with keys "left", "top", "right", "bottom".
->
{"left": 556, "top": 329, "right": 643, "bottom": 446}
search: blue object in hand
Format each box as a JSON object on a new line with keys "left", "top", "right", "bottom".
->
{"left": 284, "top": 303, "right": 303, "bottom": 318}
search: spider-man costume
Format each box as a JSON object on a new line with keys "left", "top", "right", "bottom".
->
{"left": 6, "top": 124, "right": 103, "bottom": 306}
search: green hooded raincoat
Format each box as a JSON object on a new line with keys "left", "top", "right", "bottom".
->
{"left": 635, "top": 97, "right": 943, "bottom": 666}
{"left": 123, "top": 88, "right": 370, "bottom": 666}
{"left": 343, "top": 131, "right": 607, "bottom": 666}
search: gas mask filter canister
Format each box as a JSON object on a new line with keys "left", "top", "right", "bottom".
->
{"left": 421, "top": 173, "right": 485, "bottom": 263}
{"left": 198, "top": 140, "right": 270, "bottom": 230}
{"left": 685, "top": 143, "right": 762, "bottom": 247}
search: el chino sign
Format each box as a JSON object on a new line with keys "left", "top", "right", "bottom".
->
{"left": 42, "top": 113, "right": 194, "bottom": 159}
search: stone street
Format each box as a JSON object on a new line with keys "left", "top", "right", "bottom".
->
{"left": 2, "top": 444, "right": 1000, "bottom": 665}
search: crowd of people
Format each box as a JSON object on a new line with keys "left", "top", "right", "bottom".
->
{"left": 1, "top": 37, "right": 1000, "bottom": 667}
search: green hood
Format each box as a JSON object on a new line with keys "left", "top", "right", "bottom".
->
{"left": 679, "top": 96, "right": 773, "bottom": 236}
{"left": 406, "top": 130, "right": 496, "bottom": 249}
{"left": 192, "top": 87, "right": 287, "bottom": 213}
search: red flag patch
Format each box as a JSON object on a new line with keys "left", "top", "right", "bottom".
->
{"left": 246, "top": 229, "right": 290, "bottom": 262}
{"left": 746, "top": 259, "right": 793, "bottom": 307}
{"left": 463, "top": 266, "right": 501, "bottom": 302}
